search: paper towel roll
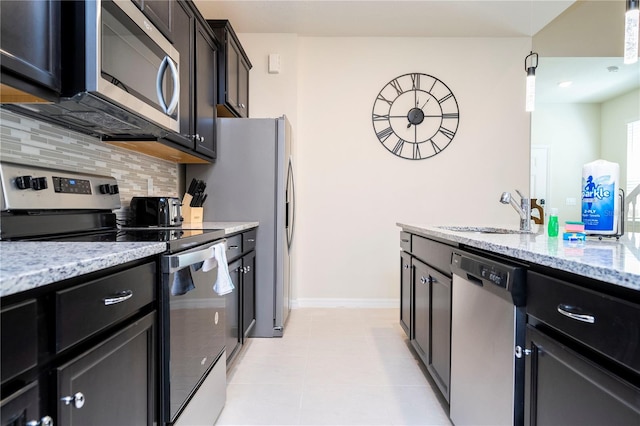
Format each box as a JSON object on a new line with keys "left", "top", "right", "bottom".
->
{"left": 581, "top": 159, "right": 620, "bottom": 235}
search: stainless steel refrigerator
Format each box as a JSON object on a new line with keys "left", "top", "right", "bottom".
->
{"left": 186, "top": 116, "right": 294, "bottom": 337}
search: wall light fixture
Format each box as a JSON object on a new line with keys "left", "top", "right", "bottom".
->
{"left": 525, "top": 51, "right": 539, "bottom": 112}
{"left": 625, "top": 0, "right": 639, "bottom": 64}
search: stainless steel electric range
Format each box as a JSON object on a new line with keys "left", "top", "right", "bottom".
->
{"left": 0, "top": 162, "right": 227, "bottom": 425}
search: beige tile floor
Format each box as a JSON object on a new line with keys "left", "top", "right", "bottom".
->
{"left": 216, "top": 308, "right": 451, "bottom": 426}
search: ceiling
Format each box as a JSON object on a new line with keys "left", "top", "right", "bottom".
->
{"left": 537, "top": 57, "right": 640, "bottom": 103}
{"left": 193, "top": 0, "right": 576, "bottom": 38}
{"left": 192, "top": 0, "right": 639, "bottom": 104}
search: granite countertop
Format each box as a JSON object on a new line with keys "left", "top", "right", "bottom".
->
{"left": 0, "top": 242, "right": 167, "bottom": 298}
{"left": 398, "top": 223, "right": 640, "bottom": 292}
{"left": 0, "top": 221, "right": 259, "bottom": 298}
{"left": 181, "top": 221, "right": 259, "bottom": 235}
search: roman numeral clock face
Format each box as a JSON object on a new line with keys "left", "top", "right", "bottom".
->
{"left": 372, "top": 73, "right": 460, "bottom": 160}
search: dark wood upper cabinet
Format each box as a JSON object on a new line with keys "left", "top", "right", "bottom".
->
{"left": 132, "top": 0, "right": 174, "bottom": 42}
{"left": 207, "top": 20, "right": 252, "bottom": 118}
{"left": 173, "top": 0, "right": 217, "bottom": 159}
{"left": 0, "top": 0, "right": 61, "bottom": 102}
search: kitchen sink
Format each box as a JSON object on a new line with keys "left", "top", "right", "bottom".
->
{"left": 436, "top": 226, "right": 531, "bottom": 234}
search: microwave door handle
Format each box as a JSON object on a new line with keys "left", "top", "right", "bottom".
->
{"left": 165, "top": 57, "right": 179, "bottom": 115}
{"left": 156, "top": 56, "right": 180, "bottom": 115}
{"left": 156, "top": 56, "right": 169, "bottom": 113}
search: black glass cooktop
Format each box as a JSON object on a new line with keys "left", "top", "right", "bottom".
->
{"left": 20, "top": 227, "right": 226, "bottom": 253}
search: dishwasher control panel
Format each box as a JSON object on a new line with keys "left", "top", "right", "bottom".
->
{"left": 480, "top": 265, "right": 508, "bottom": 288}
{"left": 451, "top": 250, "right": 527, "bottom": 306}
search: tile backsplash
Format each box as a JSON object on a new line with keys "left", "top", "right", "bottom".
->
{"left": 0, "top": 109, "right": 180, "bottom": 220}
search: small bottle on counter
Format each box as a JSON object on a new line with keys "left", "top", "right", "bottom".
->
{"left": 548, "top": 208, "right": 559, "bottom": 237}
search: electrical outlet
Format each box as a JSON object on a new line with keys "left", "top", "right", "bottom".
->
{"left": 147, "top": 178, "right": 153, "bottom": 195}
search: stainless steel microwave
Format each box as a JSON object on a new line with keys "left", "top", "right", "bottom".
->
{"left": 7, "top": 0, "right": 181, "bottom": 139}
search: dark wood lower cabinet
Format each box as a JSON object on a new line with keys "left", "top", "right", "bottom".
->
{"left": 399, "top": 251, "right": 411, "bottom": 337}
{"left": 226, "top": 258, "right": 242, "bottom": 363}
{"left": 411, "top": 258, "right": 451, "bottom": 402}
{"left": 241, "top": 250, "right": 256, "bottom": 339}
{"left": 56, "top": 313, "right": 155, "bottom": 426}
{"left": 225, "top": 229, "right": 257, "bottom": 367}
{"left": 525, "top": 325, "right": 640, "bottom": 426}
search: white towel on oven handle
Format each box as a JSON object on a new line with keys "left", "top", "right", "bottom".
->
{"left": 211, "top": 242, "right": 235, "bottom": 295}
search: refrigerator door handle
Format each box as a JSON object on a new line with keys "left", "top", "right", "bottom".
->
{"left": 286, "top": 158, "right": 295, "bottom": 249}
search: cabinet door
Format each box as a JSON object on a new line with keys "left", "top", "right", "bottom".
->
{"left": 237, "top": 56, "right": 250, "bottom": 118}
{"left": 399, "top": 251, "right": 411, "bottom": 337}
{"left": 428, "top": 267, "right": 451, "bottom": 402}
{"left": 140, "top": 0, "right": 173, "bottom": 42}
{"left": 226, "top": 38, "right": 240, "bottom": 114}
{"left": 525, "top": 325, "right": 640, "bottom": 426}
{"left": 412, "top": 258, "right": 430, "bottom": 361}
{"left": 57, "top": 313, "right": 155, "bottom": 426}
{"left": 194, "top": 22, "right": 217, "bottom": 159}
{"left": 172, "top": 0, "right": 195, "bottom": 149}
{"left": 226, "top": 258, "right": 242, "bottom": 364}
{"left": 0, "top": 0, "right": 60, "bottom": 101}
{"left": 242, "top": 250, "right": 256, "bottom": 340}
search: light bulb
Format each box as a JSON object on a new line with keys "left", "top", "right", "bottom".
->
{"left": 525, "top": 69, "right": 536, "bottom": 112}
{"left": 624, "top": 7, "right": 639, "bottom": 64}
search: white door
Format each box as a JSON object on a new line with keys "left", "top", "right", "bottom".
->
{"left": 531, "top": 146, "right": 549, "bottom": 220}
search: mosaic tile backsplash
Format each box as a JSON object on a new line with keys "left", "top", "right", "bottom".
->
{"left": 0, "top": 109, "right": 180, "bottom": 221}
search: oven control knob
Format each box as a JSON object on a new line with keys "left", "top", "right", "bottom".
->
{"left": 109, "top": 184, "right": 119, "bottom": 194}
{"left": 31, "top": 177, "right": 48, "bottom": 191}
{"left": 16, "top": 175, "right": 33, "bottom": 189}
{"left": 99, "top": 184, "right": 111, "bottom": 194}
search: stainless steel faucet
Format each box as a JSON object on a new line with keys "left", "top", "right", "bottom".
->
{"left": 500, "top": 189, "right": 531, "bottom": 232}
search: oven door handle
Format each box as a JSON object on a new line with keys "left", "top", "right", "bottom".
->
{"left": 165, "top": 239, "right": 226, "bottom": 273}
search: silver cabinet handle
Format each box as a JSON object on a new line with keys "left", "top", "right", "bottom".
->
{"left": 26, "top": 416, "right": 53, "bottom": 426}
{"left": 403, "top": 264, "right": 409, "bottom": 269}
{"left": 514, "top": 345, "right": 532, "bottom": 358}
{"left": 103, "top": 290, "right": 133, "bottom": 306}
{"left": 61, "top": 392, "right": 85, "bottom": 409}
{"left": 229, "top": 245, "right": 239, "bottom": 250}
{"left": 245, "top": 265, "right": 251, "bottom": 272}
{"left": 247, "top": 238, "right": 255, "bottom": 242}
{"left": 557, "top": 304, "right": 595, "bottom": 324}
{"left": 156, "top": 56, "right": 180, "bottom": 115}
{"left": 420, "top": 275, "right": 436, "bottom": 284}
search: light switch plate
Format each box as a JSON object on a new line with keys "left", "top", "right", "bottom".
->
{"left": 268, "top": 53, "right": 280, "bottom": 74}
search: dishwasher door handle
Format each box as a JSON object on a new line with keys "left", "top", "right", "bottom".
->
{"left": 557, "top": 304, "right": 596, "bottom": 324}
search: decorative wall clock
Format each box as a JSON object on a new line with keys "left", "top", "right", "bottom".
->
{"left": 372, "top": 73, "right": 459, "bottom": 160}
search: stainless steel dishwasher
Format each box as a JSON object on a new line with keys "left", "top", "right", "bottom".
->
{"left": 450, "top": 250, "right": 526, "bottom": 426}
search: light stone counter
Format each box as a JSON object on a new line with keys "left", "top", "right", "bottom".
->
{"left": 398, "top": 223, "right": 640, "bottom": 292}
{"left": 0, "top": 242, "right": 166, "bottom": 298}
{"left": 181, "top": 221, "right": 259, "bottom": 235}
{"left": 0, "top": 222, "right": 259, "bottom": 299}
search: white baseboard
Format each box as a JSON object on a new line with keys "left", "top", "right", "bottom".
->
{"left": 292, "top": 298, "right": 399, "bottom": 309}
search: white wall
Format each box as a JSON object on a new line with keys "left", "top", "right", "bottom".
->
{"left": 532, "top": 103, "right": 600, "bottom": 224}
{"left": 240, "top": 34, "right": 531, "bottom": 307}
{"left": 601, "top": 88, "right": 640, "bottom": 192}
{"left": 532, "top": 88, "right": 640, "bottom": 226}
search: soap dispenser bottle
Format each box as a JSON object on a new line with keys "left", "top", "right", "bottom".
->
{"left": 548, "top": 208, "right": 559, "bottom": 237}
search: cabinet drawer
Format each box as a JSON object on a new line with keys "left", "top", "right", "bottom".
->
{"left": 56, "top": 262, "right": 156, "bottom": 353}
{"left": 1, "top": 299, "right": 37, "bottom": 384}
{"left": 243, "top": 229, "right": 257, "bottom": 252}
{"left": 400, "top": 231, "right": 411, "bottom": 251}
{"left": 527, "top": 271, "right": 640, "bottom": 374}
{"left": 412, "top": 235, "right": 453, "bottom": 276}
{"left": 226, "top": 234, "right": 243, "bottom": 261}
